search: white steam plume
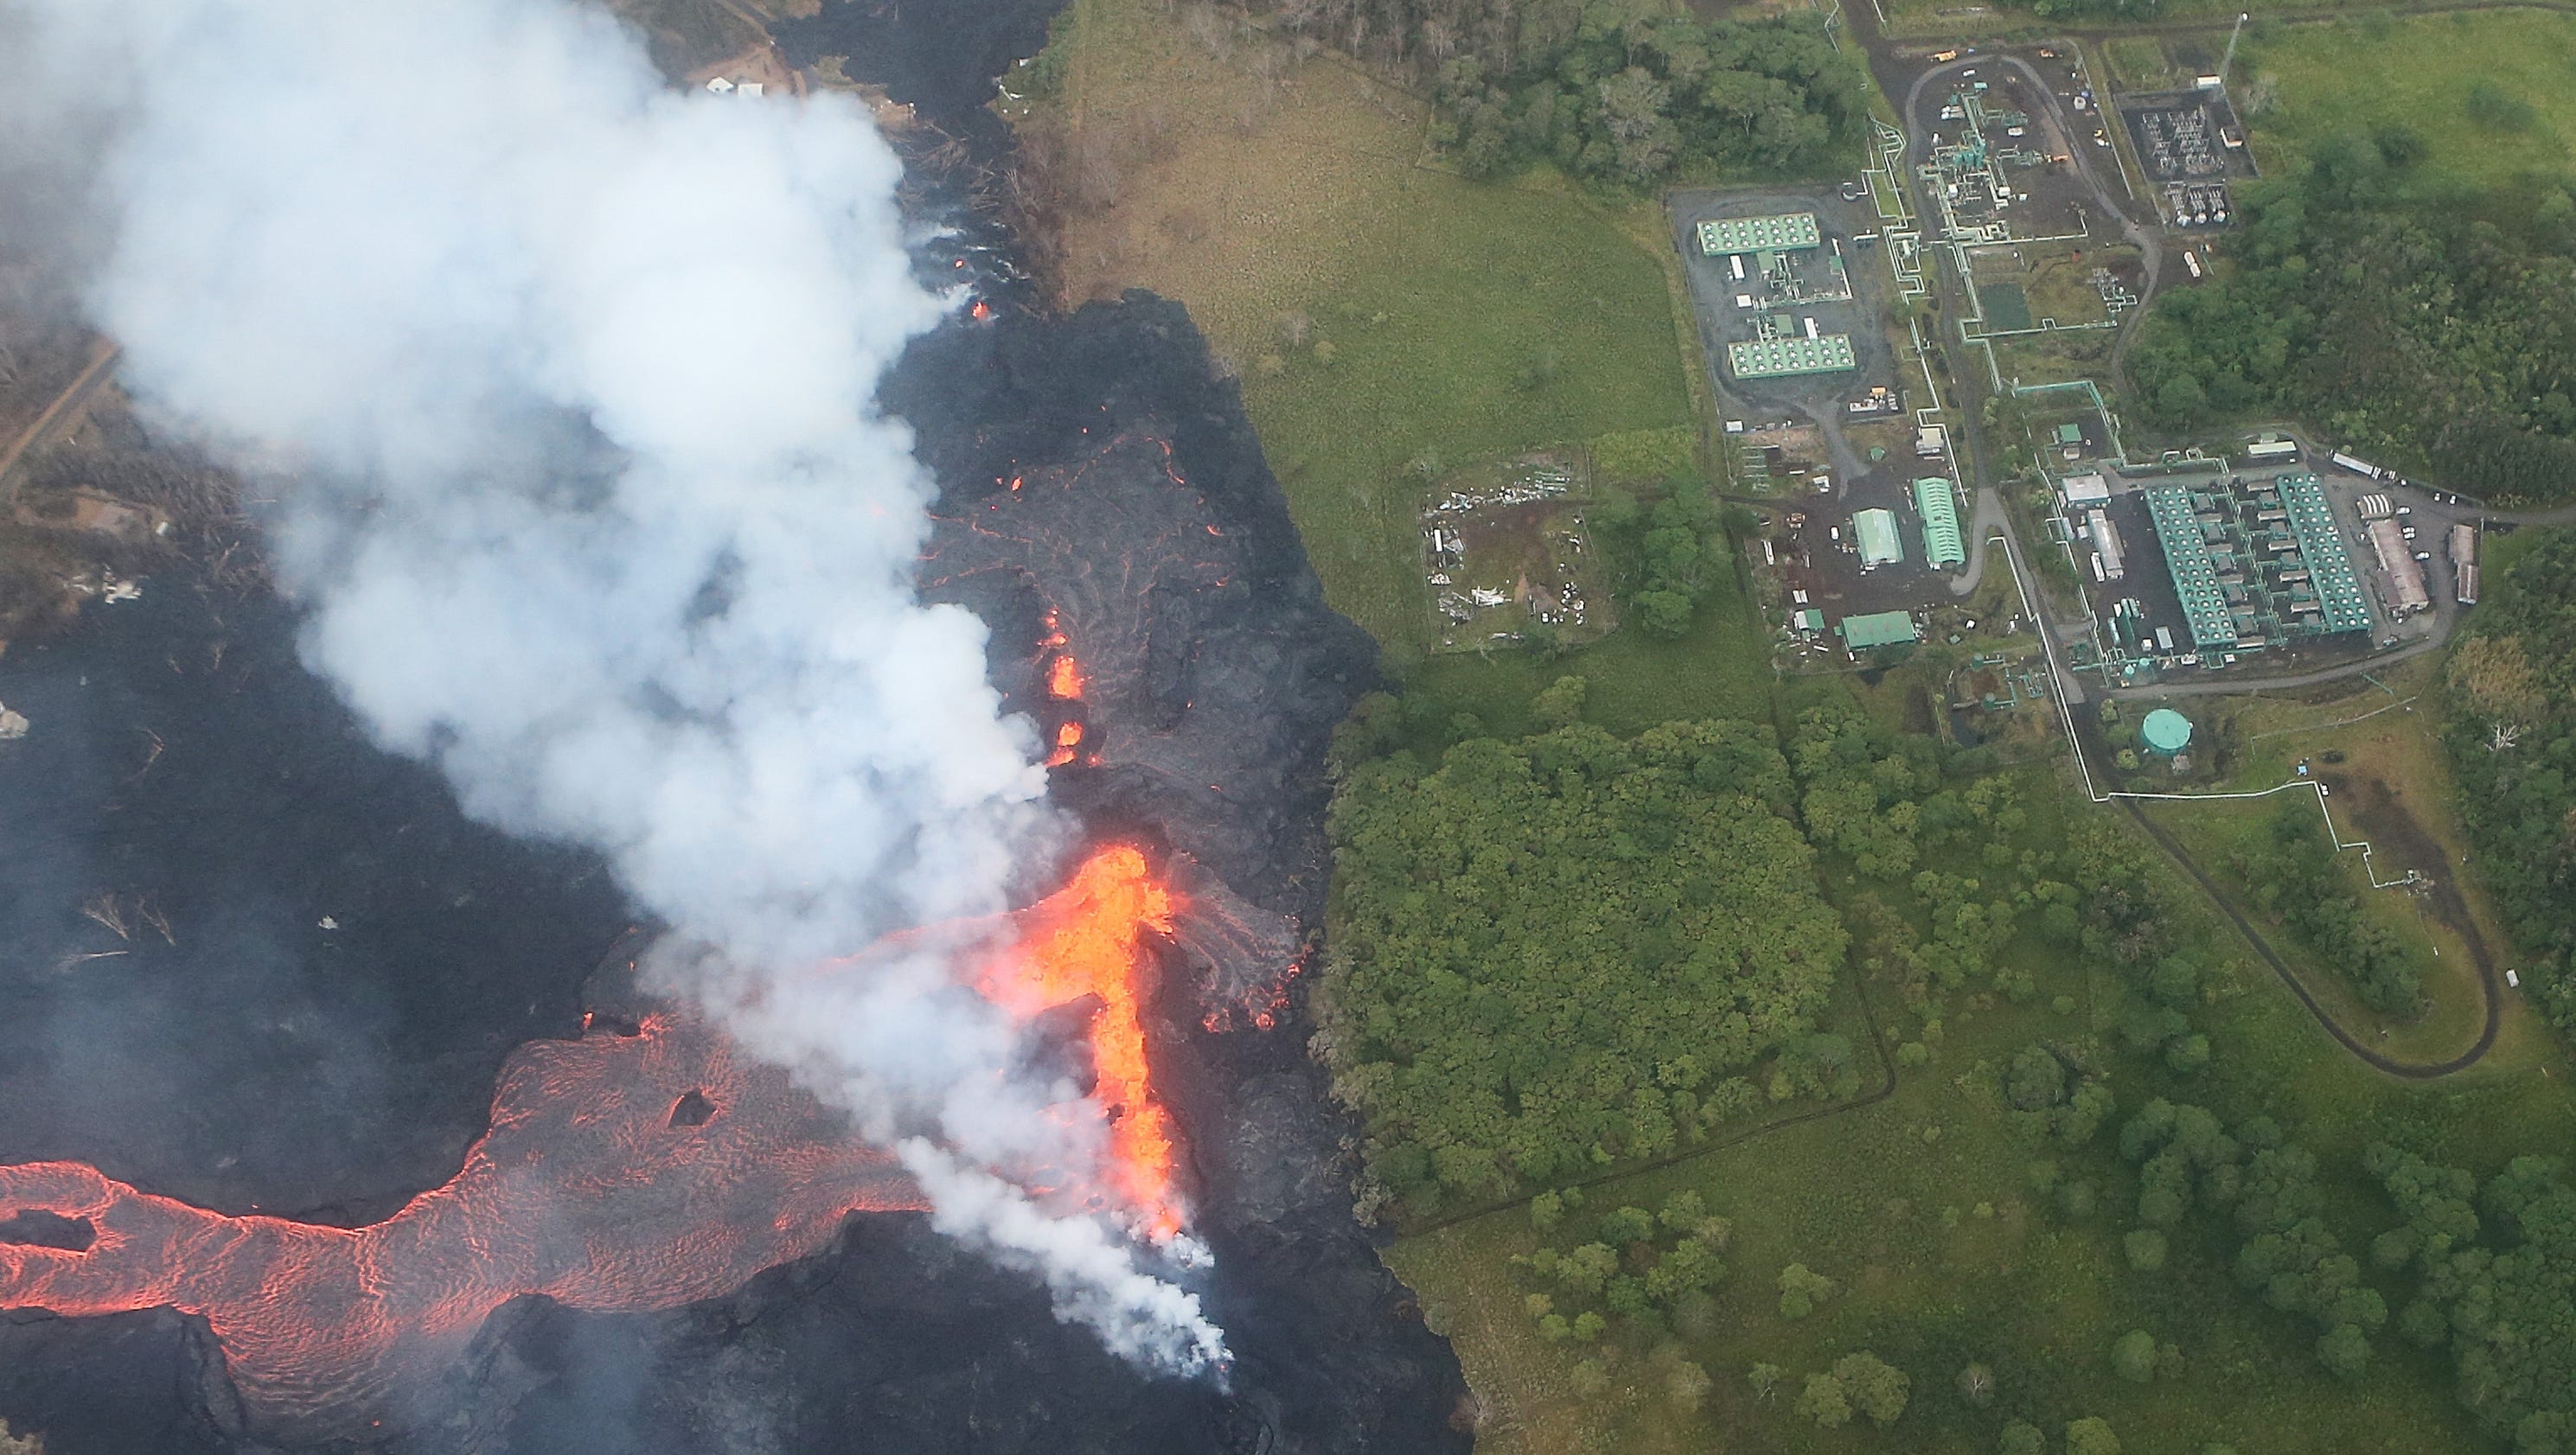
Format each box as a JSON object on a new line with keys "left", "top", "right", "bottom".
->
{"left": 3, "top": 0, "right": 1224, "bottom": 1373}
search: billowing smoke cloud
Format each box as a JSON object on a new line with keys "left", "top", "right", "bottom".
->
{"left": 3, "top": 0, "right": 1224, "bottom": 1373}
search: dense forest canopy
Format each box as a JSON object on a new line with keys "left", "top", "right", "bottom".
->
{"left": 2126, "top": 146, "right": 2576, "bottom": 501}
{"left": 1251, "top": 0, "right": 1868, "bottom": 185}
{"left": 1318, "top": 718, "right": 1849, "bottom": 1214}
{"left": 2443, "top": 532, "right": 2576, "bottom": 1043}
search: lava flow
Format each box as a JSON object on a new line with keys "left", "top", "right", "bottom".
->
{"left": 975, "top": 845, "right": 1181, "bottom": 1239}
{"left": 0, "top": 846, "right": 1191, "bottom": 1440}
{"left": 1040, "top": 610, "right": 1090, "bottom": 769}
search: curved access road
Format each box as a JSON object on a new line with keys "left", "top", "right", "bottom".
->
{"left": 2115, "top": 798, "right": 2501, "bottom": 1078}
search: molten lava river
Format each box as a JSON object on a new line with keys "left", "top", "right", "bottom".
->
{"left": 0, "top": 846, "right": 1185, "bottom": 1440}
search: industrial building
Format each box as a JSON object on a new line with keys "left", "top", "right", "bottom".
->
{"left": 2087, "top": 507, "right": 2125, "bottom": 581}
{"left": 1728, "top": 334, "right": 1857, "bottom": 380}
{"left": 1915, "top": 478, "right": 1966, "bottom": 570}
{"left": 2451, "top": 523, "right": 2479, "bottom": 605}
{"left": 1697, "top": 213, "right": 1823, "bottom": 255}
{"left": 2139, "top": 471, "right": 2373, "bottom": 654}
{"left": 2060, "top": 471, "right": 2110, "bottom": 507}
{"left": 2142, "top": 484, "right": 2239, "bottom": 649}
{"left": 1853, "top": 508, "right": 1905, "bottom": 570}
{"left": 2368, "top": 518, "right": 2430, "bottom": 616}
{"left": 1838, "top": 609, "right": 1921, "bottom": 651}
{"left": 2273, "top": 474, "right": 2375, "bottom": 633}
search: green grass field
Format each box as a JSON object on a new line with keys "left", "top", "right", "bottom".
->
{"left": 1239, "top": 175, "right": 1698, "bottom": 648}
{"left": 2237, "top": 10, "right": 2576, "bottom": 194}
{"left": 1036, "top": 0, "right": 1697, "bottom": 650}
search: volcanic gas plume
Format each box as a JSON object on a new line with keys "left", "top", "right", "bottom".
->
{"left": 0, "top": 846, "right": 1190, "bottom": 1443}
{"left": 1, "top": 0, "right": 1227, "bottom": 1377}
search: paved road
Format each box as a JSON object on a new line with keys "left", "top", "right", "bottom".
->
{"left": 2118, "top": 798, "right": 2502, "bottom": 1077}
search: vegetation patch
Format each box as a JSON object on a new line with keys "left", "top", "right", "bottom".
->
{"left": 2125, "top": 162, "right": 2576, "bottom": 499}
{"left": 2234, "top": 10, "right": 2576, "bottom": 198}
{"left": 1320, "top": 716, "right": 1847, "bottom": 1218}
{"left": 1427, "top": 11, "right": 1868, "bottom": 187}
{"left": 2444, "top": 530, "right": 2576, "bottom": 1048}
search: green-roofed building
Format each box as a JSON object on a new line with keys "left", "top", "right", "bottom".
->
{"left": 1697, "top": 213, "right": 1823, "bottom": 255}
{"left": 1728, "top": 334, "right": 1857, "bottom": 380}
{"left": 2272, "top": 472, "right": 2372, "bottom": 634}
{"left": 1853, "top": 507, "right": 1904, "bottom": 569}
{"left": 2143, "top": 483, "right": 2240, "bottom": 649}
{"left": 1914, "top": 477, "right": 1965, "bottom": 570}
{"left": 1838, "top": 610, "right": 1920, "bottom": 650}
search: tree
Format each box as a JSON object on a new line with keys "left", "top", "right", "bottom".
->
{"left": 1570, "top": 1357, "right": 1609, "bottom": 1394}
{"left": 1634, "top": 588, "right": 1693, "bottom": 638}
{"left": 1556, "top": 1243, "right": 1618, "bottom": 1296}
{"left": 1748, "top": 1362, "right": 1783, "bottom": 1403}
{"left": 1833, "top": 1351, "right": 1909, "bottom": 1425}
{"left": 1958, "top": 1361, "right": 1997, "bottom": 1407}
{"left": 1599, "top": 1205, "right": 1657, "bottom": 1247}
{"left": 2317, "top": 1322, "right": 2371, "bottom": 1381}
{"left": 2125, "top": 1228, "right": 2169, "bottom": 1272}
{"left": 1664, "top": 1358, "right": 1711, "bottom": 1413}
{"left": 2155, "top": 373, "right": 2209, "bottom": 422}
{"left": 1797, "top": 1371, "right": 1853, "bottom": 1428}
{"left": 1659, "top": 1190, "right": 1707, "bottom": 1232}
{"left": 1779, "top": 1262, "right": 1838, "bottom": 1319}
{"left": 2000, "top": 1420, "right": 2047, "bottom": 1455}
{"left": 2066, "top": 1416, "right": 2123, "bottom": 1455}
{"left": 2112, "top": 1329, "right": 2158, "bottom": 1383}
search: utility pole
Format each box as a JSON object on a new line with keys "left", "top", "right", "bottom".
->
{"left": 2218, "top": 12, "right": 2250, "bottom": 89}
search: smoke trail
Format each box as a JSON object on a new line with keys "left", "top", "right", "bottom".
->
{"left": 2, "top": 0, "right": 1224, "bottom": 1373}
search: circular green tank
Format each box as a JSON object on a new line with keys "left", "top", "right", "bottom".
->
{"left": 2141, "top": 708, "right": 2194, "bottom": 756}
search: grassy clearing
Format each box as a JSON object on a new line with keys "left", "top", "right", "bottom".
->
{"left": 2170, "top": 661, "right": 2573, "bottom": 1075}
{"left": 2236, "top": 10, "right": 2576, "bottom": 193}
{"left": 1406, "top": 571, "right": 1777, "bottom": 737}
{"left": 1039, "top": 0, "right": 1694, "bottom": 648}
{"left": 2482, "top": 521, "right": 2560, "bottom": 585}
{"left": 2102, "top": 35, "right": 2181, "bottom": 93}
{"left": 1392, "top": 775, "right": 2574, "bottom": 1455}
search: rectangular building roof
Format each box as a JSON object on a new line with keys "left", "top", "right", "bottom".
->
{"left": 2143, "top": 483, "right": 2240, "bottom": 649}
{"left": 1838, "top": 609, "right": 1921, "bottom": 649}
{"left": 1854, "top": 507, "right": 1904, "bottom": 568}
{"left": 2061, "top": 472, "right": 2111, "bottom": 504}
{"left": 1697, "top": 213, "right": 1823, "bottom": 255}
{"left": 1728, "top": 334, "right": 1857, "bottom": 380}
{"left": 1914, "top": 477, "right": 1966, "bottom": 569}
{"left": 2273, "top": 471, "right": 2373, "bottom": 632}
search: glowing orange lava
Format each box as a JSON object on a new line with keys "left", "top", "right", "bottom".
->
{"left": 975, "top": 846, "right": 1184, "bottom": 1240}
{"left": 0, "top": 846, "right": 1192, "bottom": 1439}
{"left": 0, "top": 1011, "right": 924, "bottom": 1440}
{"left": 1048, "top": 654, "right": 1085, "bottom": 700}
